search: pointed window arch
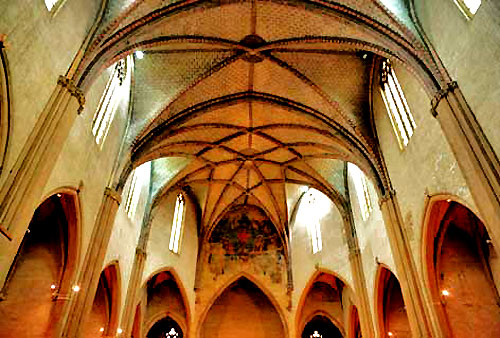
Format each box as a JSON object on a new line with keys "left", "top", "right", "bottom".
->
{"left": 92, "top": 56, "right": 131, "bottom": 147}
{"left": 302, "top": 189, "right": 323, "bottom": 254}
{"left": 453, "top": 0, "right": 481, "bottom": 19}
{"left": 169, "top": 193, "right": 185, "bottom": 254}
{"left": 44, "top": 0, "right": 65, "bottom": 12}
{"left": 348, "top": 163, "right": 372, "bottom": 221}
{"left": 380, "top": 60, "right": 416, "bottom": 149}
{"left": 124, "top": 164, "right": 149, "bottom": 219}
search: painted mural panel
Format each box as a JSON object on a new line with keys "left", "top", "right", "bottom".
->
{"left": 205, "top": 205, "right": 285, "bottom": 284}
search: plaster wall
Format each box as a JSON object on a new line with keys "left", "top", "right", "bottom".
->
{"left": 414, "top": 0, "right": 500, "bottom": 157}
{"left": 41, "top": 61, "right": 130, "bottom": 286}
{"left": 291, "top": 190, "right": 353, "bottom": 333}
{"left": 103, "top": 162, "right": 151, "bottom": 322}
{"left": 142, "top": 189, "right": 199, "bottom": 319}
{"left": 0, "top": 0, "right": 100, "bottom": 183}
{"left": 373, "top": 62, "right": 475, "bottom": 277}
{"left": 347, "top": 170, "right": 395, "bottom": 327}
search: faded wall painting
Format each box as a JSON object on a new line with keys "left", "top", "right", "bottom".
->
{"left": 204, "top": 205, "right": 285, "bottom": 284}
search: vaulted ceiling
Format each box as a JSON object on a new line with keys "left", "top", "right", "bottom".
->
{"left": 77, "top": 0, "right": 438, "bottom": 246}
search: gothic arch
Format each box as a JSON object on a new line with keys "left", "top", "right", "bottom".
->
{"left": 0, "top": 190, "right": 80, "bottom": 337}
{"left": 197, "top": 272, "right": 288, "bottom": 338}
{"left": 141, "top": 267, "right": 191, "bottom": 334}
{"left": 296, "top": 269, "right": 352, "bottom": 337}
{"left": 421, "top": 194, "right": 500, "bottom": 337}
{"left": 374, "top": 265, "right": 410, "bottom": 337}
{"left": 145, "top": 312, "right": 186, "bottom": 337}
{"left": 83, "top": 261, "right": 122, "bottom": 337}
{"left": 347, "top": 305, "right": 361, "bottom": 338}
{"left": 0, "top": 42, "right": 11, "bottom": 179}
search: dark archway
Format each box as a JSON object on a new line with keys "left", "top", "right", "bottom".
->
{"left": 147, "top": 316, "right": 183, "bottom": 338}
{"left": 375, "top": 267, "right": 410, "bottom": 337}
{"left": 0, "top": 192, "right": 79, "bottom": 337}
{"left": 131, "top": 304, "right": 142, "bottom": 338}
{"left": 348, "top": 306, "right": 361, "bottom": 338}
{"left": 200, "top": 277, "right": 285, "bottom": 338}
{"left": 82, "top": 263, "right": 121, "bottom": 338}
{"left": 144, "top": 270, "right": 189, "bottom": 335}
{"left": 302, "top": 315, "right": 342, "bottom": 338}
{"left": 424, "top": 199, "right": 500, "bottom": 337}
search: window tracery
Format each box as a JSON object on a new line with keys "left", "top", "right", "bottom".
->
{"left": 380, "top": 60, "right": 416, "bottom": 149}
{"left": 169, "top": 193, "right": 185, "bottom": 254}
{"left": 166, "top": 327, "right": 179, "bottom": 338}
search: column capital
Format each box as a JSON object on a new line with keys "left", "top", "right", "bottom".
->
{"left": 57, "top": 76, "right": 85, "bottom": 114}
{"left": 104, "top": 187, "right": 122, "bottom": 205}
{"left": 431, "top": 81, "right": 459, "bottom": 117}
{"left": 379, "top": 189, "right": 397, "bottom": 206}
{"left": 135, "top": 247, "right": 147, "bottom": 258}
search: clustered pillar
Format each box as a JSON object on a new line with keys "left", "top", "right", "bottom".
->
{"left": 60, "top": 187, "right": 121, "bottom": 338}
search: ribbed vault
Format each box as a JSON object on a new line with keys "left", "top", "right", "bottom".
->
{"left": 77, "top": 0, "right": 443, "bottom": 258}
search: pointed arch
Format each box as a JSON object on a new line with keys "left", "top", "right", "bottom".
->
{"left": 421, "top": 194, "right": 500, "bottom": 337}
{"left": 197, "top": 272, "right": 288, "bottom": 338}
{"left": 295, "top": 269, "right": 352, "bottom": 336}
{"left": 0, "top": 42, "right": 11, "bottom": 181}
{"left": 374, "top": 265, "right": 410, "bottom": 337}
{"left": 83, "top": 260, "right": 122, "bottom": 337}
{"left": 0, "top": 190, "right": 81, "bottom": 337}
{"left": 141, "top": 267, "right": 191, "bottom": 333}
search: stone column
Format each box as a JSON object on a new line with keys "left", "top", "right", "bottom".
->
{"left": 379, "top": 190, "right": 434, "bottom": 336}
{"left": 59, "top": 187, "right": 121, "bottom": 338}
{"left": 0, "top": 76, "right": 85, "bottom": 286}
{"left": 342, "top": 213, "right": 375, "bottom": 338}
{"left": 120, "top": 209, "right": 152, "bottom": 337}
{"left": 432, "top": 81, "right": 500, "bottom": 249}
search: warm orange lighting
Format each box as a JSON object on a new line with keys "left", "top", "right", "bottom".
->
{"left": 388, "top": 332, "right": 393, "bottom": 337}
{"left": 99, "top": 328, "right": 104, "bottom": 332}
{"left": 57, "top": 193, "right": 62, "bottom": 197}
{"left": 72, "top": 285, "right": 80, "bottom": 292}
{"left": 442, "top": 289, "right": 450, "bottom": 296}
{"left": 50, "top": 284, "right": 56, "bottom": 290}
{"left": 117, "top": 328, "right": 123, "bottom": 334}
{"left": 446, "top": 198, "right": 451, "bottom": 202}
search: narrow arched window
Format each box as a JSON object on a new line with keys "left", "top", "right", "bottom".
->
{"left": 124, "top": 164, "right": 148, "bottom": 219}
{"left": 349, "top": 163, "right": 372, "bottom": 221}
{"left": 92, "top": 56, "right": 131, "bottom": 147}
{"left": 169, "top": 194, "right": 185, "bottom": 254}
{"left": 380, "top": 60, "right": 416, "bottom": 149}
{"left": 302, "top": 189, "right": 323, "bottom": 254}
{"left": 44, "top": 0, "right": 65, "bottom": 12}
{"left": 453, "top": 0, "right": 481, "bottom": 19}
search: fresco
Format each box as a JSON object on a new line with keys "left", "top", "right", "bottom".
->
{"left": 205, "top": 205, "right": 285, "bottom": 284}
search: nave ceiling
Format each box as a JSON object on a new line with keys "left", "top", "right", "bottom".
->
{"left": 73, "top": 0, "right": 442, "bottom": 249}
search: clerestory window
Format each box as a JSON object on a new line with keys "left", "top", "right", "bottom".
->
{"left": 349, "top": 163, "right": 372, "bottom": 221}
{"left": 124, "top": 164, "right": 148, "bottom": 219}
{"left": 303, "top": 189, "right": 323, "bottom": 254}
{"left": 380, "top": 60, "right": 416, "bottom": 149}
{"left": 453, "top": 0, "right": 481, "bottom": 19}
{"left": 169, "top": 194, "right": 185, "bottom": 254}
{"left": 92, "top": 56, "right": 130, "bottom": 147}
{"left": 44, "top": 0, "right": 64, "bottom": 12}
